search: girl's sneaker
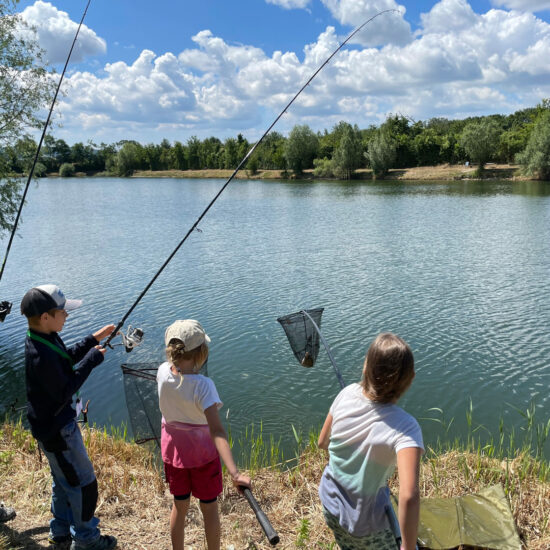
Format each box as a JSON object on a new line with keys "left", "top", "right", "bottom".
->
{"left": 70, "top": 535, "right": 117, "bottom": 550}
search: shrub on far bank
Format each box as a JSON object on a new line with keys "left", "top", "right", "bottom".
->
{"left": 313, "top": 157, "right": 335, "bottom": 178}
{"left": 33, "top": 162, "right": 47, "bottom": 177}
{"left": 517, "top": 110, "right": 550, "bottom": 181}
{"left": 59, "top": 163, "right": 75, "bottom": 177}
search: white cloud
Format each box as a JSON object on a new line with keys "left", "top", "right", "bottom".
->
{"left": 491, "top": 1, "right": 550, "bottom": 11}
{"left": 19, "top": 1, "right": 106, "bottom": 64}
{"left": 265, "top": 0, "right": 311, "bottom": 8}
{"left": 320, "top": 0, "right": 412, "bottom": 46}
{"left": 420, "top": 0, "right": 477, "bottom": 33}
{"left": 48, "top": 1, "right": 550, "bottom": 143}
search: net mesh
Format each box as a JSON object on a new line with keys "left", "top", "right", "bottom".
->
{"left": 121, "top": 361, "right": 209, "bottom": 446}
{"left": 277, "top": 308, "right": 323, "bottom": 367}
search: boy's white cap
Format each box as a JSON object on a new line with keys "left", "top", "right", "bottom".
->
{"left": 165, "top": 319, "right": 210, "bottom": 350}
{"left": 20, "top": 284, "right": 82, "bottom": 317}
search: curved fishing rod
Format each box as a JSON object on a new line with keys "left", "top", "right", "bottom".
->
{"left": 0, "top": 0, "right": 92, "bottom": 294}
{"left": 104, "top": 9, "right": 399, "bottom": 347}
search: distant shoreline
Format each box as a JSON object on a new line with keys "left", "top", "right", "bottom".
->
{"left": 38, "top": 163, "right": 543, "bottom": 181}
{"left": 129, "top": 163, "right": 531, "bottom": 181}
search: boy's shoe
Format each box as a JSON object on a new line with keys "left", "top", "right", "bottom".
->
{"left": 48, "top": 534, "right": 72, "bottom": 549}
{"left": 0, "top": 503, "right": 16, "bottom": 522}
{"left": 70, "top": 535, "right": 117, "bottom": 550}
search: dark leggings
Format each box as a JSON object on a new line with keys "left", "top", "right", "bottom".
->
{"left": 174, "top": 493, "right": 217, "bottom": 504}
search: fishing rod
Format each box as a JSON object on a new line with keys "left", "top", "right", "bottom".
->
{"left": 277, "top": 308, "right": 418, "bottom": 550}
{"left": 0, "top": 0, "right": 92, "bottom": 322}
{"left": 103, "top": 9, "right": 399, "bottom": 349}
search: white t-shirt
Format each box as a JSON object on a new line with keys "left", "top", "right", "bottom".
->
{"left": 156, "top": 361, "right": 222, "bottom": 424}
{"left": 319, "top": 383, "right": 424, "bottom": 536}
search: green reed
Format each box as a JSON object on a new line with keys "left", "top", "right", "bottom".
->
{"left": 421, "top": 400, "right": 549, "bottom": 484}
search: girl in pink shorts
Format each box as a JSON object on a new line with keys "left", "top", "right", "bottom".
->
{"left": 157, "top": 320, "right": 251, "bottom": 550}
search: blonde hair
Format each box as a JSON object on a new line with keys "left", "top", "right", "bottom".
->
{"left": 165, "top": 339, "right": 209, "bottom": 388}
{"left": 362, "top": 333, "right": 415, "bottom": 403}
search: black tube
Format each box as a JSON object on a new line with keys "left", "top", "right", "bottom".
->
{"left": 242, "top": 487, "right": 280, "bottom": 545}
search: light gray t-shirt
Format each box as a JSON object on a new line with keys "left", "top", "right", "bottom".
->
{"left": 318, "top": 383, "right": 424, "bottom": 536}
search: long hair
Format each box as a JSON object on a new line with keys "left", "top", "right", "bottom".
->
{"left": 362, "top": 333, "right": 414, "bottom": 403}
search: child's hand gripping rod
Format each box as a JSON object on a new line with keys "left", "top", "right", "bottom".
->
{"left": 241, "top": 487, "right": 280, "bottom": 545}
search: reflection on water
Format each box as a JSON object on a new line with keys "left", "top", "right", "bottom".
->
{"left": 0, "top": 177, "right": 549, "bottom": 458}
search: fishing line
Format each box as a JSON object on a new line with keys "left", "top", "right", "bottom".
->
{"left": 104, "top": 9, "right": 399, "bottom": 347}
{"left": 0, "top": 0, "right": 92, "bottom": 304}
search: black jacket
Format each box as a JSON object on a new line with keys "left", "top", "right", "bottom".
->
{"left": 25, "top": 329, "right": 104, "bottom": 441}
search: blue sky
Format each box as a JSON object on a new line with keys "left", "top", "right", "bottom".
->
{"left": 15, "top": 0, "right": 550, "bottom": 144}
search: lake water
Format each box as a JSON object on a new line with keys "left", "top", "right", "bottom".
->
{"left": 1, "top": 177, "right": 549, "bottom": 459}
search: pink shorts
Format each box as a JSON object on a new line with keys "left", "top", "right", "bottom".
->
{"left": 164, "top": 457, "right": 222, "bottom": 501}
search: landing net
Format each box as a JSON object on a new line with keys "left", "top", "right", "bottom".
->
{"left": 121, "top": 361, "right": 209, "bottom": 446}
{"left": 277, "top": 308, "right": 323, "bottom": 367}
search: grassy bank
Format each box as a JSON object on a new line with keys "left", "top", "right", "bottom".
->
{"left": 131, "top": 164, "right": 529, "bottom": 181}
{"left": 1, "top": 419, "right": 548, "bottom": 549}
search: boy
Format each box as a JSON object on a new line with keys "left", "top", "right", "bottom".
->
{"left": 21, "top": 284, "right": 116, "bottom": 550}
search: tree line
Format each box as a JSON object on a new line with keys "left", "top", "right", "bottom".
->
{"left": 3, "top": 100, "right": 549, "bottom": 181}
{"left": 1, "top": 0, "right": 549, "bottom": 240}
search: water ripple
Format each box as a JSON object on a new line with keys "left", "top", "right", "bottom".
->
{"left": 1, "top": 178, "right": 549, "bottom": 457}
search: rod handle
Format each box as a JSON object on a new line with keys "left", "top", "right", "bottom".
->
{"left": 241, "top": 487, "right": 280, "bottom": 545}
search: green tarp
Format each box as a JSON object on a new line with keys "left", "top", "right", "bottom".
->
{"left": 392, "top": 485, "right": 522, "bottom": 550}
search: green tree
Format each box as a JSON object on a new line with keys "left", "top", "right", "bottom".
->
{"left": 59, "top": 162, "right": 75, "bottom": 177}
{"left": 172, "top": 141, "right": 188, "bottom": 170}
{"left": 143, "top": 143, "right": 162, "bottom": 171}
{"left": 254, "top": 131, "right": 286, "bottom": 169}
{"left": 517, "top": 108, "right": 550, "bottom": 180}
{"left": 313, "top": 157, "right": 335, "bottom": 178}
{"left": 459, "top": 119, "right": 502, "bottom": 172}
{"left": 366, "top": 127, "right": 396, "bottom": 178}
{"left": 110, "top": 141, "right": 141, "bottom": 176}
{"left": 186, "top": 136, "right": 201, "bottom": 170}
{"left": 382, "top": 114, "right": 417, "bottom": 168}
{"left": 412, "top": 128, "right": 442, "bottom": 166}
{"left": 332, "top": 123, "right": 362, "bottom": 179}
{"left": 499, "top": 126, "right": 531, "bottom": 164}
{"left": 0, "top": 0, "right": 55, "bottom": 235}
{"left": 284, "top": 124, "right": 319, "bottom": 175}
{"left": 12, "top": 136, "right": 39, "bottom": 173}
{"left": 43, "top": 135, "right": 71, "bottom": 172}
{"left": 236, "top": 133, "right": 249, "bottom": 163}
{"left": 223, "top": 138, "right": 239, "bottom": 169}
{"left": 200, "top": 137, "right": 222, "bottom": 169}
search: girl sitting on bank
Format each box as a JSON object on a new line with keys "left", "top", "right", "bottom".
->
{"left": 318, "top": 333, "right": 423, "bottom": 550}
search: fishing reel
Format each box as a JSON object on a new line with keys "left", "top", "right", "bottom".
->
{"left": 0, "top": 301, "right": 12, "bottom": 322}
{"left": 106, "top": 325, "right": 144, "bottom": 352}
{"left": 120, "top": 325, "right": 144, "bottom": 353}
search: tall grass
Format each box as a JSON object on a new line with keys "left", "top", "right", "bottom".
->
{"left": 2, "top": 400, "right": 550, "bottom": 549}
{"left": 420, "top": 400, "right": 549, "bottom": 484}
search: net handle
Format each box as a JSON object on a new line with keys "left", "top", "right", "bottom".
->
{"left": 301, "top": 309, "right": 345, "bottom": 389}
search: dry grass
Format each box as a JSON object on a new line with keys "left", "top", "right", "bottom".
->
{"left": 1, "top": 421, "right": 548, "bottom": 549}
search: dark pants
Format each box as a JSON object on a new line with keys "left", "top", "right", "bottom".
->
{"left": 39, "top": 420, "right": 100, "bottom": 545}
